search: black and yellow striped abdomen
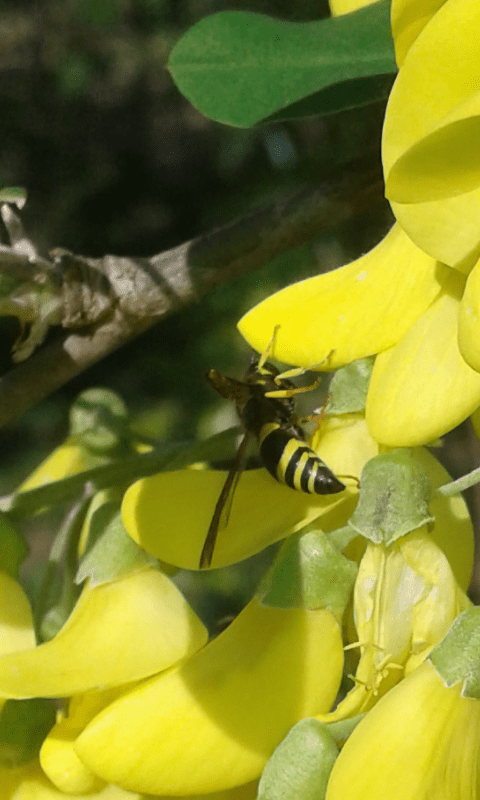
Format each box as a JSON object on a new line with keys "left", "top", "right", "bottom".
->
{"left": 241, "top": 390, "right": 345, "bottom": 496}
{"left": 258, "top": 421, "right": 345, "bottom": 494}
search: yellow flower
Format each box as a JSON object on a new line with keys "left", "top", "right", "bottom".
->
{"left": 325, "top": 607, "right": 480, "bottom": 800}
{"left": 238, "top": 0, "right": 480, "bottom": 446}
{"left": 0, "top": 566, "right": 207, "bottom": 699}
{"left": 73, "top": 589, "right": 344, "bottom": 795}
{"left": 319, "top": 528, "right": 471, "bottom": 722}
{"left": 385, "top": 0, "right": 480, "bottom": 271}
{"left": 238, "top": 224, "right": 480, "bottom": 447}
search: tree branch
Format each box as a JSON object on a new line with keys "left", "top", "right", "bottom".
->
{"left": 0, "top": 162, "right": 385, "bottom": 428}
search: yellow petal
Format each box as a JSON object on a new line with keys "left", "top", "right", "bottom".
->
{"left": 366, "top": 271, "right": 480, "bottom": 445}
{"left": 0, "top": 567, "right": 207, "bottom": 698}
{"left": 40, "top": 731, "right": 105, "bottom": 796}
{"left": 4, "top": 760, "right": 141, "bottom": 799}
{"left": 458, "top": 258, "right": 480, "bottom": 371}
{"left": 329, "top": 0, "right": 378, "bottom": 14}
{"left": 383, "top": 0, "right": 480, "bottom": 267}
{"left": 387, "top": 94, "right": 480, "bottom": 205}
{"left": 238, "top": 225, "right": 447, "bottom": 368}
{"left": 310, "top": 413, "right": 381, "bottom": 480}
{"left": 0, "top": 570, "right": 35, "bottom": 656}
{"left": 391, "top": 0, "right": 449, "bottom": 66}
{"left": 40, "top": 688, "right": 131, "bottom": 796}
{"left": 122, "top": 468, "right": 355, "bottom": 570}
{"left": 326, "top": 660, "right": 480, "bottom": 800}
{"left": 19, "top": 441, "right": 87, "bottom": 492}
{"left": 75, "top": 600, "right": 343, "bottom": 795}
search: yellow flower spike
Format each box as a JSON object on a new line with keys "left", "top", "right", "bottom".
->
{"left": 391, "top": 0, "right": 448, "bottom": 66}
{"left": 2, "top": 760, "right": 142, "bottom": 799}
{"left": 326, "top": 608, "right": 480, "bottom": 800}
{"left": 383, "top": 0, "right": 480, "bottom": 268}
{"left": 0, "top": 566, "right": 207, "bottom": 699}
{"left": 237, "top": 224, "right": 447, "bottom": 369}
{"left": 366, "top": 270, "right": 480, "bottom": 446}
{"left": 74, "top": 597, "right": 344, "bottom": 795}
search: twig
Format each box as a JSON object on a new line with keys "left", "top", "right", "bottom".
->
{"left": 0, "top": 162, "right": 384, "bottom": 428}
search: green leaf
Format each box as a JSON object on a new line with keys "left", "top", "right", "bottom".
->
{"left": 0, "top": 698, "right": 56, "bottom": 767}
{"left": 349, "top": 451, "right": 433, "bottom": 545}
{"left": 0, "top": 513, "right": 28, "bottom": 577}
{"left": 258, "top": 718, "right": 338, "bottom": 800}
{"left": 76, "top": 501, "right": 155, "bottom": 587}
{"left": 168, "top": 3, "right": 396, "bottom": 128}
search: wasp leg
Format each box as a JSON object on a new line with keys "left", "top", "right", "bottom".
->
{"left": 265, "top": 377, "right": 321, "bottom": 399}
{"left": 257, "top": 324, "right": 281, "bottom": 374}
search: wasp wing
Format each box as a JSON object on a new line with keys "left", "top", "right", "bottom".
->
{"left": 199, "top": 431, "right": 251, "bottom": 569}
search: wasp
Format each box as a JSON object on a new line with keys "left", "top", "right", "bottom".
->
{"left": 200, "top": 337, "right": 345, "bottom": 568}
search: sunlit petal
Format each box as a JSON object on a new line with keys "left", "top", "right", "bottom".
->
{"left": 391, "top": 0, "right": 449, "bottom": 66}
{"left": 326, "top": 660, "right": 480, "bottom": 800}
{"left": 366, "top": 272, "right": 480, "bottom": 445}
{"left": 238, "top": 225, "right": 446, "bottom": 368}
{"left": 123, "top": 469, "right": 356, "bottom": 571}
{"left": 75, "top": 600, "right": 343, "bottom": 795}
{"left": 384, "top": 0, "right": 480, "bottom": 267}
{"left": 0, "top": 567, "right": 207, "bottom": 698}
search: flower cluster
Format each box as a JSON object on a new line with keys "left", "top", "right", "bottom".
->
{"left": 1, "top": 1, "right": 480, "bottom": 798}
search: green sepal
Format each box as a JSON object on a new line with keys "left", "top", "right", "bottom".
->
{"left": 429, "top": 607, "right": 480, "bottom": 699}
{"left": 0, "top": 698, "right": 56, "bottom": 767}
{"left": 326, "top": 357, "right": 375, "bottom": 414}
{"left": 348, "top": 451, "right": 433, "bottom": 545}
{"left": 258, "top": 530, "right": 357, "bottom": 619}
{"left": 257, "top": 718, "right": 339, "bottom": 800}
{"left": 76, "top": 498, "right": 155, "bottom": 587}
{"left": 327, "top": 525, "right": 359, "bottom": 552}
{"left": 69, "top": 388, "right": 129, "bottom": 455}
{"left": 0, "top": 513, "right": 28, "bottom": 577}
{"left": 168, "top": 3, "right": 395, "bottom": 128}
